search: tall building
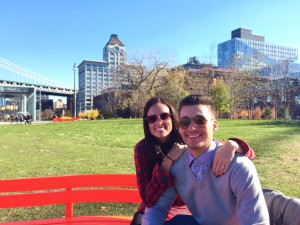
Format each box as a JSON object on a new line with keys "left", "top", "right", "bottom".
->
{"left": 77, "top": 34, "right": 126, "bottom": 111}
{"left": 218, "top": 28, "right": 298, "bottom": 70}
{"left": 0, "top": 97, "right": 5, "bottom": 106}
{"left": 103, "top": 34, "right": 126, "bottom": 69}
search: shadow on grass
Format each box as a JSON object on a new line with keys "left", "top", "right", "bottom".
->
{"left": 217, "top": 119, "right": 300, "bottom": 158}
{"left": 242, "top": 120, "right": 300, "bottom": 128}
{"left": 246, "top": 121, "right": 299, "bottom": 147}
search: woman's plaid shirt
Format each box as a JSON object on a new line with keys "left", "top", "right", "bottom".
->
{"left": 133, "top": 139, "right": 191, "bottom": 220}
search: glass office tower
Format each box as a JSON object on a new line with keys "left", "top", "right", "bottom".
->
{"left": 218, "top": 28, "right": 298, "bottom": 70}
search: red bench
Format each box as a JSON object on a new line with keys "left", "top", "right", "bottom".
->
{"left": 0, "top": 174, "right": 141, "bottom": 225}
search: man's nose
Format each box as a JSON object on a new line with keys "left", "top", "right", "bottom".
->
{"left": 187, "top": 120, "right": 198, "bottom": 130}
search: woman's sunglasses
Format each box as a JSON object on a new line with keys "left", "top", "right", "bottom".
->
{"left": 145, "top": 112, "right": 172, "bottom": 124}
{"left": 179, "top": 115, "right": 209, "bottom": 129}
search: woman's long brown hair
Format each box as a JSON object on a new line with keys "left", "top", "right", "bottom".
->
{"left": 142, "top": 96, "right": 183, "bottom": 179}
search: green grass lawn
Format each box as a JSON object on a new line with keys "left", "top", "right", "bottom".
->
{"left": 0, "top": 119, "right": 299, "bottom": 221}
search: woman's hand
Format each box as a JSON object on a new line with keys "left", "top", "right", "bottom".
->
{"left": 168, "top": 143, "right": 187, "bottom": 161}
{"left": 213, "top": 140, "right": 239, "bottom": 176}
{"left": 161, "top": 143, "right": 187, "bottom": 172}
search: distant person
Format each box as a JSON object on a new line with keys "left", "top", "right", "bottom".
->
{"left": 25, "top": 114, "right": 32, "bottom": 124}
{"left": 131, "top": 96, "right": 256, "bottom": 225}
{"left": 142, "top": 95, "right": 269, "bottom": 225}
{"left": 15, "top": 115, "right": 19, "bottom": 123}
{"left": 19, "top": 114, "right": 24, "bottom": 124}
{"left": 27, "top": 114, "right": 32, "bottom": 124}
{"left": 24, "top": 115, "right": 29, "bottom": 124}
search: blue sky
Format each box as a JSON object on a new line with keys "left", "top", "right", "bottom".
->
{"left": 1, "top": 0, "right": 300, "bottom": 86}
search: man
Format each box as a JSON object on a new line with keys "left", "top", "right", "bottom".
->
{"left": 142, "top": 95, "right": 269, "bottom": 225}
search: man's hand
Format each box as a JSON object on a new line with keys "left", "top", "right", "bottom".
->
{"left": 213, "top": 140, "right": 239, "bottom": 176}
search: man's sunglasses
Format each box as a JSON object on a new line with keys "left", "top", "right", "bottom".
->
{"left": 145, "top": 112, "right": 172, "bottom": 124}
{"left": 179, "top": 115, "right": 209, "bottom": 129}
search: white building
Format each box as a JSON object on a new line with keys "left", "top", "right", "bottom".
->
{"left": 77, "top": 34, "right": 126, "bottom": 111}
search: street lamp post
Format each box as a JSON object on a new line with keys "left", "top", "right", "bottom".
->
{"left": 39, "top": 90, "right": 42, "bottom": 121}
{"left": 73, "top": 63, "right": 76, "bottom": 118}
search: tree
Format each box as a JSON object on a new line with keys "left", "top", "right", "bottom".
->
{"left": 238, "top": 71, "right": 267, "bottom": 120}
{"left": 102, "top": 109, "right": 114, "bottom": 119}
{"left": 156, "top": 69, "right": 189, "bottom": 108}
{"left": 224, "top": 54, "right": 267, "bottom": 119}
{"left": 117, "top": 50, "right": 176, "bottom": 116}
{"left": 222, "top": 69, "right": 245, "bottom": 118}
{"left": 210, "top": 78, "right": 230, "bottom": 118}
{"left": 117, "top": 50, "right": 173, "bottom": 95}
{"left": 261, "top": 107, "right": 272, "bottom": 119}
{"left": 202, "top": 41, "right": 218, "bottom": 65}
{"left": 42, "top": 109, "right": 54, "bottom": 120}
{"left": 185, "top": 67, "right": 214, "bottom": 96}
{"left": 268, "top": 60, "right": 298, "bottom": 120}
{"left": 94, "top": 90, "right": 130, "bottom": 118}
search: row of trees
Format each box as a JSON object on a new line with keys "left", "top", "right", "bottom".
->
{"left": 89, "top": 53, "right": 299, "bottom": 120}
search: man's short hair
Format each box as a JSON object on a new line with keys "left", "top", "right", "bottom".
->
{"left": 179, "top": 95, "right": 216, "bottom": 118}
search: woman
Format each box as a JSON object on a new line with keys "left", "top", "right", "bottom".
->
{"left": 131, "top": 96, "right": 255, "bottom": 225}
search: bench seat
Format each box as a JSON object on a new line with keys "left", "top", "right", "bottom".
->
{"left": 1, "top": 216, "right": 133, "bottom": 225}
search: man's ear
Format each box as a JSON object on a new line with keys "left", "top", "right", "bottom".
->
{"left": 212, "top": 119, "right": 218, "bottom": 132}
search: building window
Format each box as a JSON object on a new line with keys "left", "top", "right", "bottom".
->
{"left": 253, "top": 97, "right": 258, "bottom": 104}
{"left": 295, "top": 95, "right": 300, "bottom": 105}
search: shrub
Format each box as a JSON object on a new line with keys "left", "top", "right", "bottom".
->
{"left": 262, "top": 108, "right": 272, "bottom": 119}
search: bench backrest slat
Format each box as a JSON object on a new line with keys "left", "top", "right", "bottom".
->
{"left": 0, "top": 174, "right": 141, "bottom": 219}
{"left": 0, "top": 174, "right": 138, "bottom": 192}
{"left": 0, "top": 189, "right": 141, "bottom": 208}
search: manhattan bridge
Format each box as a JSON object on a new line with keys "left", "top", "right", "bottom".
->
{"left": 0, "top": 57, "right": 75, "bottom": 122}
